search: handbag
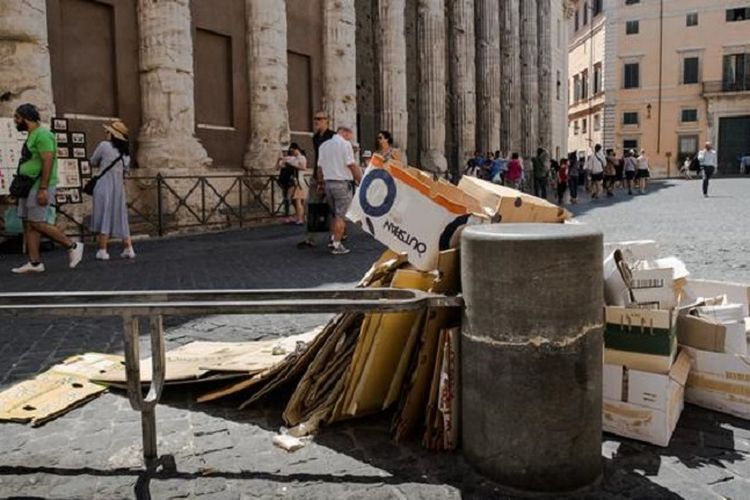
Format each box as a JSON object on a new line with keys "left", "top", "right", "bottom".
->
{"left": 9, "top": 143, "right": 37, "bottom": 198}
{"left": 9, "top": 172, "right": 38, "bottom": 198}
{"left": 83, "top": 154, "right": 123, "bottom": 196}
{"left": 306, "top": 202, "right": 330, "bottom": 233}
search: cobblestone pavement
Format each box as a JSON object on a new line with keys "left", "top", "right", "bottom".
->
{"left": 0, "top": 179, "right": 749, "bottom": 499}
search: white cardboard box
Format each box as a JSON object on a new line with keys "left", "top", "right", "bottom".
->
{"left": 603, "top": 240, "right": 659, "bottom": 263}
{"left": 347, "top": 157, "right": 485, "bottom": 271}
{"left": 603, "top": 351, "right": 690, "bottom": 447}
{"left": 683, "top": 346, "right": 750, "bottom": 420}
{"left": 630, "top": 268, "right": 676, "bottom": 309}
{"left": 682, "top": 280, "right": 750, "bottom": 317}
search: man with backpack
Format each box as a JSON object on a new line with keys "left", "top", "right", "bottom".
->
{"left": 584, "top": 144, "right": 606, "bottom": 200}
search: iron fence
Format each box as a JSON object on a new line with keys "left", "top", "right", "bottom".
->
{"left": 56, "top": 172, "right": 308, "bottom": 239}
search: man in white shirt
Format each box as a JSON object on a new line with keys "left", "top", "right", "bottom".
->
{"left": 698, "top": 141, "right": 718, "bottom": 198}
{"left": 584, "top": 144, "right": 606, "bottom": 200}
{"left": 318, "top": 126, "right": 362, "bottom": 255}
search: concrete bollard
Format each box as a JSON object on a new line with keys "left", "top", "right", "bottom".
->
{"left": 461, "top": 223, "right": 603, "bottom": 493}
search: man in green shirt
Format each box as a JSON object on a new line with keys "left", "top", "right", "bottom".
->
{"left": 11, "top": 103, "right": 84, "bottom": 274}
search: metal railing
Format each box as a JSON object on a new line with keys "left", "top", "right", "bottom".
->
{"left": 0, "top": 288, "right": 463, "bottom": 468}
{"left": 703, "top": 80, "right": 750, "bottom": 94}
{"left": 57, "top": 172, "right": 309, "bottom": 239}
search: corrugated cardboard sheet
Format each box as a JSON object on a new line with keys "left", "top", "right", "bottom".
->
{"left": 0, "top": 353, "right": 122, "bottom": 426}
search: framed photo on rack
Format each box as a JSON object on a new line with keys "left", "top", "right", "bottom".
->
{"left": 80, "top": 160, "right": 91, "bottom": 176}
{"left": 57, "top": 147, "right": 69, "bottom": 158}
{"left": 52, "top": 118, "right": 68, "bottom": 132}
{"left": 71, "top": 132, "right": 86, "bottom": 144}
{"left": 69, "top": 190, "right": 81, "bottom": 203}
{"left": 57, "top": 159, "right": 81, "bottom": 188}
{"left": 56, "top": 132, "right": 68, "bottom": 144}
{"left": 72, "top": 147, "right": 86, "bottom": 159}
{"left": 56, "top": 192, "right": 67, "bottom": 204}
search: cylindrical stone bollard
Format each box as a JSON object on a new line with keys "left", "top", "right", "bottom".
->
{"left": 461, "top": 223, "right": 603, "bottom": 493}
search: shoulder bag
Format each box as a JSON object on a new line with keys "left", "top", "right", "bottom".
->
{"left": 83, "top": 154, "right": 123, "bottom": 196}
{"left": 9, "top": 143, "right": 37, "bottom": 198}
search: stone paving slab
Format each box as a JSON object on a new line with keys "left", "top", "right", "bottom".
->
{"left": 0, "top": 179, "right": 749, "bottom": 498}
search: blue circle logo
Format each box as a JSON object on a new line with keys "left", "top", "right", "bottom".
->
{"left": 359, "top": 169, "right": 397, "bottom": 217}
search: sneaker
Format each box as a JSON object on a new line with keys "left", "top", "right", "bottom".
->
{"left": 330, "top": 243, "right": 351, "bottom": 255}
{"left": 297, "top": 239, "right": 316, "bottom": 249}
{"left": 68, "top": 242, "right": 84, "bottom": 269}
{"left": 96, "top": 250, "right": 110, "bottom": 261}
{"left": 12, "top": 262, "right": 45, "bottom": 274}
{"left": 328, "top": 237, "right": 335, "bottom": 249}
{"left": 121, "top": 247, "right": 136, "bottom": 259}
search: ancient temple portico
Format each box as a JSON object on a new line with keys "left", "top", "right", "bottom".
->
{"left": 1, "top": 0, "right": 570, "bottom": 179}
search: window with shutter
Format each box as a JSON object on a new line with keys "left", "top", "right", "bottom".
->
{"left": 624, "top": 63, "right": 640, "bottom": 89}
{"left": 683, "top": 57, "right": 699, "bottom": 85}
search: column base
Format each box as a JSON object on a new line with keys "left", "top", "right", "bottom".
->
{"left": 461, "top": 328, "right": 603, "bottom": 493}
{"left": 137, "top": 136, "right": 212, "bottom": 171}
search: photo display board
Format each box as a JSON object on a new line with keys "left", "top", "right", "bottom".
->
{"left": 0, "top": 117, "right": 90, "bottom": 204}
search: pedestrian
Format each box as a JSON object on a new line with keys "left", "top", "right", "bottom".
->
{"left": 276, "top": 143, "right": 308, "bottom": 225}
{"left": 506, "top": 153, "right": 524, "bottom": 190}
{"left": 585, "top": 144, "right": 606, "bottom": 199}
{"left": 680, "top": 156, "right": 693, "bottom": 180}
{"left": 556, "top": 157, "right": 569, "bottom": 206}
{"left": 741, "top": 153, "right": 750, "bottom": 175}
{"left": 604, "top": 149, "right": 617, "bottom": 197}
{"left": 298, "top": 112, "right": 335, "bottom": 249}
{"left": 615, "top": 151, "right": 625, "bottom": 188}
{"left": 10, "top": 103, "right": 84, "bottom": 274}
{"left": 568, "top": 152, "right": 579, "bottom": 204}
{"left": 532, "top": 148, "right": 550, "bottom": 199}
{"left": 698, "top": 141, "right": 718, "bottom": 198}
{"left": 90, "top": 120, "right": 136, "bottom": 260}
{"left": 636, "top": 149, "right": 650, "bottom": 194}
{"left": 376, "top": 130, "right": 402, "bottom": 163}
{"left": 318, "top": 126, "right": 362, "bottom": 255}
{"left": 624, "top": 149, "right": 637, "bottom": 195}
{"left": 361, "top": 150, "right": 373, "bottom": 169}
{"left": 490, "top": 153, "right": 507, "bottom": 185}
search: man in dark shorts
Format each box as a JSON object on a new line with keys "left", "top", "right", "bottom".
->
{"left": 297, "top": 112, "right": 335, "bottom": 249}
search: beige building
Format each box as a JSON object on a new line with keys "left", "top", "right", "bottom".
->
{"left": 568, "top": 0, "right": 750, "bottom": 176}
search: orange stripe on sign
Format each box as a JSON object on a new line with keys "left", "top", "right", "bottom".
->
{"left": 387, "top": 166, "right": 469, "bottom": 215}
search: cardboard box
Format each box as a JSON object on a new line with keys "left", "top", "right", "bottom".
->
{"left": 677, "top": 314, "right": 726, "bottom": 353}
{"left": 696, "top": 304, "right": 744, "bottom": 324}
{"left": 603, "top": 351, "right": 690, "bottom": 447}
{"left": 456, "top": 175, "right": 570, "bottom": 222}
{"left": 683, "top": 280, "right": 750, "bottom": 316}
{"left": 604, "top": 348, "right": 676, "bottom": 375}
{"left": 683, "top": 346, "right": 750, "bottom": 420}
{"left": 347, "top": 156, "right": 485, "bottom": 271}
{"left": 604, "top": 306, "right": 677, "bottom": 359}
{"left": 603, "top": 240, "right": 659, "bottom": 263}
{"left": 630, "top": 268, "right": 676, "bottom": 309}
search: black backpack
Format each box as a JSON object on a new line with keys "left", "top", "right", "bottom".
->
{"left": 277, "top": 163, "right": 297, "bottom": 191}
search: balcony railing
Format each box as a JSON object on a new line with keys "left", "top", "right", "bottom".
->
{"left": 703, "top": 80, "right": 750, "bottom": 95}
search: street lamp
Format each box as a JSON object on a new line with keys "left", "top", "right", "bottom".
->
{"left": 646, "top": 103, "right": 652, "bottom": 119}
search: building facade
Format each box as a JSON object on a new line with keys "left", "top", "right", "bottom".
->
{"left": 0, "top": 0, "right": 569, "bottom": 182}
{"left": 568, "top": 0, "right": 750, "bottom": 176}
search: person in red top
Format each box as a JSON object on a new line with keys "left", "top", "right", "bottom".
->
{"left": 556, "top": 158, "right": 569, "bottom": 205}
{"left": 506, "top": 152, "right": 524, "bottom": 189}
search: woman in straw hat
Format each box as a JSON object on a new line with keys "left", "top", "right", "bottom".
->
{"left": 89, "top": 120, "right": 135, "bottom": 260}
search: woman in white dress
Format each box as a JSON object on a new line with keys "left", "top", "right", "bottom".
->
{"left": 89, "top": 120, "right": 135, "bottom": 260}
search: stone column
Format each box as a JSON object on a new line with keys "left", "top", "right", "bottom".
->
{"left": 475, "top": 0, "right": 501, "bottom": 155}
{"left": 377, "top": 0, "right": 408, "bottom": 156}
{"left": 323, "top": 0, "right": 357, "bottom": 134}
{"left": 508, "top": 0, "right": 523, "bottom": 154}
{"left": 520, "top": 0, "right": 539, "bottom": 161}
{"left": 537, "top": 0, "right": 553, "bottom": 151}
{"left": 137, "top": 0, "right": 210, "bottom": 171}
{"left": 244, "top": 0, "right": 290, "bottom": 173}
{"left": 449, "top": 0, "right": 476, "bottom": 172}
{"left": 417, "top": 0, "right": 447, "bottom": 174}
{"left": 0, "top": 0, "right": 54, "bottom": 120}
{"left": 461, "top": 223, "right": 603, "bottom": 492}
